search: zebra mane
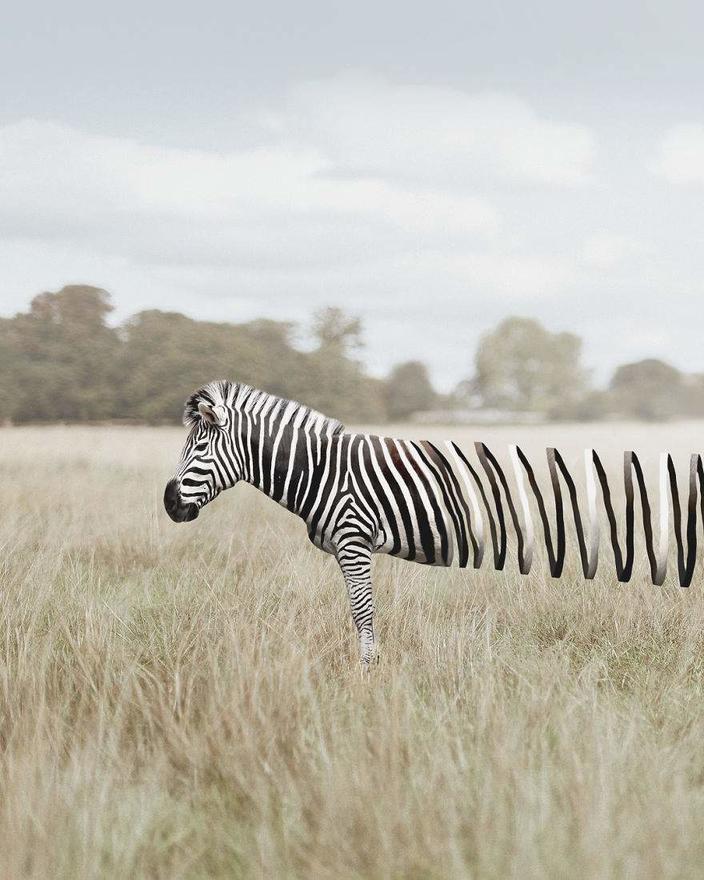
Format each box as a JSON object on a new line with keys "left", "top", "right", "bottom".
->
{"left": 183, "top": 380, "right": 346, "bottom": 436}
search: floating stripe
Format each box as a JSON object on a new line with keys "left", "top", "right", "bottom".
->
{"left": 447, "top": 441, "right": 704, "bottom": 588}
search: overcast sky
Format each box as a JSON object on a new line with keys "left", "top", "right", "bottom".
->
{"left": 2, "top": 0, "right": 704, "bottom": 389}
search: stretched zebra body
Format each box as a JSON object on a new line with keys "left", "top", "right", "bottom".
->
{"left": 164, "top": 381, "right": 704, "bottom": 666}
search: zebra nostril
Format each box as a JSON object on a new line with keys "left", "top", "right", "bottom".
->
{"left": 164, "top": 478, "right": 180, "bottom": 511}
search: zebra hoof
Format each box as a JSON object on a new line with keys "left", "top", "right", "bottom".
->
{"left": 359, "top": 649, "right": 380, "bottom": 675}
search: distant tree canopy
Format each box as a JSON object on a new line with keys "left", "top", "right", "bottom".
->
{"left": 473, "top": 317, "right": 588, "bottom": 417}
{"left": 304, "top": 307, "right": 386, "bottom": 423}
{"left": 2, "top": 286, "right": 121, "bottom": 421}
{"left": 462, "top": 317, "right": 700, "bottom": 422}
{"left": 0, "top": 286, "right": 427, "bottom": 424}
{"left": 385, "top": 361, "right": 438, "bottom": 421}
{"left": 2, "top": 287, "right": 699, "bottom": 424}
{"left": 608, "top": 359, "right": 684, "bottom": 421}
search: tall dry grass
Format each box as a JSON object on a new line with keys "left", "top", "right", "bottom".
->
{"left": 3, "top": 423, "right": 704, "bottom": 879}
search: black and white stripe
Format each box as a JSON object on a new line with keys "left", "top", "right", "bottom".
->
{"left": 165, "top": 381, "right": 704, "bottom": 666}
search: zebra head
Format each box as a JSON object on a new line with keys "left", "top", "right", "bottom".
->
{"left": 164, "top": 381, "right": 240, "bottom": 523}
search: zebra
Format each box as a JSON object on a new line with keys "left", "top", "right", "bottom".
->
{"left": 164, "top": 380, "right": 479, "bottom": 665}
{"left": 165, "top": 380, "right": 704, "bottom": 667}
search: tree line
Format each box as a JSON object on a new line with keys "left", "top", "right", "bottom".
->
{"left": 0, "top": 285, "right": 701, "bottom": 424}
{"left": 462, "top": 317, "right": 704, "bottom": 421}
{"left": 0, "top": 285, "right": 437, "bottom": 424}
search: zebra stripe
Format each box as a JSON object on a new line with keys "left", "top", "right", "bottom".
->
{"left": 165, "top": 381, "right": 704, "bottom": 665}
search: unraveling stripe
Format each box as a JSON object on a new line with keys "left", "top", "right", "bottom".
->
{"left": 446, "top": 443, "right": 704, "bottom": 588}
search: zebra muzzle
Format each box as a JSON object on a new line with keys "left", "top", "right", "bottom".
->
{"left": 163, "top": 478, "right": 200, "bottom": 523}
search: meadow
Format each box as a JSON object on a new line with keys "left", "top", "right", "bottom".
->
{"left": 4, "top": 421, "right": 704, "bottom": 879}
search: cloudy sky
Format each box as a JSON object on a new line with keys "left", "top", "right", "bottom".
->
{"left": 2, "top": 0, "right": 704, "bottom": 389}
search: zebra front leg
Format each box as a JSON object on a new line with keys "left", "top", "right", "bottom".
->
{"left": 335, "top": 541, "right": 377, "bottom": 668}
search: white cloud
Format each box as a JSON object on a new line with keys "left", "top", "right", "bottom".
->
{"left": 0, "top": 77, "right": 607, "bottom": 388}
{"left": 0, "top": 117, "right": 499, "bottom": 269}
{"left": 654, "top": 124, "right": 704, "bottom": 183}
{"left": 0, "top": 78, "right": 597, "bottom": 276}
{"left": 266, "top": 73, "right": 597, "bottom": 187}
{"left": 580, "top": 233, "right": 644, "bottom": 269}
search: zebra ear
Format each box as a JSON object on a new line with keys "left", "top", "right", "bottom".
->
{"left": 197, "top": 400, "right": 226, "bottom": 426}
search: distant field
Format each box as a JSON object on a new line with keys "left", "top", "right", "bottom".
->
{"left": 4, "top": 422, "right": 704, "bottom": 879}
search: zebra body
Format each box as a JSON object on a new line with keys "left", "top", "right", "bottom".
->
{"left": 165, "top": 381, "right": 473, "bottom": 663}
{"left": 165, "top": 380, "right": 704, "bottom": 666}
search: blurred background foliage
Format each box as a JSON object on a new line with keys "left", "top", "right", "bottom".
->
{"left": 2, "top": 285, "right": 704, "bottom": 424}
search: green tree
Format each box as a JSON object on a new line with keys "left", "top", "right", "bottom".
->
{"left": 474, "top": 317, "right": 588, "bottom": 417}
{"left": 385, "top": 361, "right": 437, "bottom": 421}
{"left": 7, "top": 285, "right": 120, "bottom": 422}
{"left": 305, "top": 308, "right": 386, "bottom": 423}
{"left": 0, "top": 317, "right": 18, "bottom": 422}
{"left": 608, "top": 359, "right": 683, "bottom": 420}
{"left": 1, "top": 288, "right": 391, "bottom": 425}
{"left": 680, "top": 373, "right": 704, "bottom": 418}
{"left": 117, "top": 311, "right": 309, "bottom": 423}
{"left": 311, "top": 307, "right": 363, "bottom": 352}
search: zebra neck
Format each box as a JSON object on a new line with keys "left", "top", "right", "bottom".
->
{"left": 242, "top": 420, "right": 339, "bottom": 517}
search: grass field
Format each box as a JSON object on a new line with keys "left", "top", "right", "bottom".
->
{"left": 4, "top": 422, "right": 704, "bottom": 879}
